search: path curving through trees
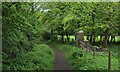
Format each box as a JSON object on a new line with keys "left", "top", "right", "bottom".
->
{"left": 49, "top": 45, "right": 71, "bottom": 70}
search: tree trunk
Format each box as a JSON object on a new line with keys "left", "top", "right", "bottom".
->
{"left": 90, "top": 35, "right": 93, "bottom": 43}
{"left": 105, "top": 29, "right": 108, "bottom": 48}
{"left": 107, "top": 36, "right": 110, "bottom": 43}
{"left": 66, "top": 31, "right": 70, "bottom": 42}
{"left": 113, "top": 36, "right": 115, "bottom": 43}
{"left": 87, "top": 35, "right": 89, "bottom": 40}
{"left": 110, "top": 36, "right": 113, "bottom": 43}
{"left": 93, "top": 35, "right": 96, "bottom": 44}
{"left": 90, "top": 10, "right": 95, "bottom": 44}
{"left": 100, "top": 35, "right": 103, "bottom": 47}
{"left": 61, "top": 33, "right": 64, "bottom": 44}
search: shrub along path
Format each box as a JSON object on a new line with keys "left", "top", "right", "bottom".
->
{"left": 49, "top": 45, "right": 71, "bottom": 70}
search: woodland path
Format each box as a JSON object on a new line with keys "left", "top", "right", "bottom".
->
{"left": 49, "top": 45, "right": 71, "bottom": 70}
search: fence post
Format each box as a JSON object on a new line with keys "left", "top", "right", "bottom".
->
{"left": 93, "top": 47, "right": 96, "bottom": 59}
{"left": 108, "top": 51, "right": 112, "bottom": 72}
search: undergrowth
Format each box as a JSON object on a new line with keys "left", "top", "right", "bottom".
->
{"left": 2, "top": 44, "right": 55, "bottom": 70}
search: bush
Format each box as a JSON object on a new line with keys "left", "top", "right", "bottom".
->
{"left": 2, "top": 44, "right": 55, "bottom": 70}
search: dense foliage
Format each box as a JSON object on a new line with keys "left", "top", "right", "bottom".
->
{"left": 2, "top": 2, "right": 55, "bottom": 70}
{"left": 40, "top": 2, "right": 120, "bottom": 46}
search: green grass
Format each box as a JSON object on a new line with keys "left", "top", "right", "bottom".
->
{"left": 55, "top": 44, "right": 119, "bottom": 70}
{"left": 2, "top": 44, "right": 55, "bottom": 70}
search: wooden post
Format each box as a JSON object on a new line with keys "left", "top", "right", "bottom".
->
{"left": 108, "top": 51, "right": 112, "bottom": 72}
{"left": 93, "top": 47, "right": 96, "bottom": 59}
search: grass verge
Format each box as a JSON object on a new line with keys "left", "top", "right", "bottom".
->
{"left": 2, "top": 44, "right": 55, "bottom": 70}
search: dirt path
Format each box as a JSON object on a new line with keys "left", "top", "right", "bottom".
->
{"left": 49, "top": 45, "right": 71, "bottom": 70}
